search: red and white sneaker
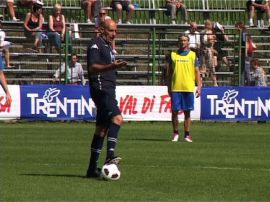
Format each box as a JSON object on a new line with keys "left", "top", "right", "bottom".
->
{"left": 184, "top": 135, "right": 193, "bottom": 143}
{"left": 172, "top": 133, "right": 179, "bottom": 142}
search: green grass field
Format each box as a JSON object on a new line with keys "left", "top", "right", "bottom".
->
{"left": 1, "top": 121, "right": 270, "bottom": 201}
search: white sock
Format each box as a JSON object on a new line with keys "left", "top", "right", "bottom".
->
{"left": 249, "top": 18, "right": 253, "bottom": 24}
{"left": 257, "top": 20, "right": 261, "bottom": 27}
{"left": 268, "top": 19, "right": 270, "bottom": 25}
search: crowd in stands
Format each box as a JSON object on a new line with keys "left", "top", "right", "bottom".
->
{"left": 0, "top": 0, "right": 269, "bottom": 87}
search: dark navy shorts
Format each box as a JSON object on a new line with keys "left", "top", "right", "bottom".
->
{"left": 246, "top": 0, "right": 265, "bottom": 12}
{"left": 90, "top": 88, "right": 121, "bottom": 128}
{"left": 111, "top": 1, "right": 132, "bottom": 12}
{"left": 171, "top": 92, "right": 194, "bottom": 112}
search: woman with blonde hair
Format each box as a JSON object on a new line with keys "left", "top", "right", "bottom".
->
{"left": 47, "top": 3, "right": 66, "bottom": 52}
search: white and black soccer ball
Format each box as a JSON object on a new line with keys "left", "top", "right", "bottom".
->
{"left": 101, "top": 163, "right": 121, "bottom": 181}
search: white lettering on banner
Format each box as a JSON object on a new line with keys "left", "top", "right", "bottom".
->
{"left": 207, "top": 89, "right": 270, "bottom": 119}
{"left": 27, "top": 88, "right": 95, "bottom": 118}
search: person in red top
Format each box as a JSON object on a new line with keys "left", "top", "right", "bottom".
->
{"left": 47, "top": 3, "right": 66, "bottom": 52}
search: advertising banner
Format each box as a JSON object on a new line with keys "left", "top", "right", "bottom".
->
{"left": 19, "top": 85, "right": 201, "bottom": 121}
{"left": 20, "top": 85, "right": 96, "bottom": 120}
{"left": 117, "top": 86, "right": 201, "bottom": 121}
{"left": 201, "top": 87, "right": 270, "bottom": 121}
{"left": 0, "top": 85, "right": 20, "bottom": 120}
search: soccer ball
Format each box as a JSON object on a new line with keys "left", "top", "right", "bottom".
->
{"left": 101, "top": 163, "right": 121, "bottom": 181}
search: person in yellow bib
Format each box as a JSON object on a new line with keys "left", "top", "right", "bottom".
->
{"left": 167, "top": 34, "right": 202, "bottom": 143}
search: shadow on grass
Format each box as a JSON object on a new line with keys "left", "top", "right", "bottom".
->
{"left": 127, "top": 138, "right": 169, "bottom": 142}
{"left": 20, "top": 173, "right": 94, "bottom": 180}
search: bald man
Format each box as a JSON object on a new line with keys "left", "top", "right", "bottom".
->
{"left": 86, "top": 20, "right": 127, "bottom": 178}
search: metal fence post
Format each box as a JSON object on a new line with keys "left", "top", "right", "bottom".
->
{"left": 238, "top": 29, "right": 242, "bottom": 86}
{"left": 65, "top": 26, "right": 71, "bottom": 84}
{"left": 151, "top": 27, "right": 156, "bottom": 85}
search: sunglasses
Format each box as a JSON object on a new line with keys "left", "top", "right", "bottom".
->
{"left": 99, "top": 13, "right": 106, "bottom": 15}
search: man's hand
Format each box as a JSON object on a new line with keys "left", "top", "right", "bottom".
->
{"left": 5, "top": 92, "right": 12, "bottom": 106}
{"left": 195, "top": 86, "right": 201, "bottom": 98}
{"left": 113, "top": 60, "right": 127, "bottom": 69}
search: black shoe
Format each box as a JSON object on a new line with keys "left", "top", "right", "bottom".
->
{"left": 86, "top": 168, "right": 102, "bottom": 178}
{"left": 105, "top": 156, "right": 122, "bottom": 165}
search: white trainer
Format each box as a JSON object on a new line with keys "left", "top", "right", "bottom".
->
{"left": 184, "top": 135, "right": 193, "bottom": 143}
{"left": 172, "top": 133, "right": 179, "bottom": 142}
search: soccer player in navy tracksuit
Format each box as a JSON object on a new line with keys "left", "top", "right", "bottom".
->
{"left": 86, "top": 19, "right": 127, "bottom": 178}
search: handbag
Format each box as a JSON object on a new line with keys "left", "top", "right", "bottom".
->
{"left": 247, "top": 37, "right": 257, "bottom": 54}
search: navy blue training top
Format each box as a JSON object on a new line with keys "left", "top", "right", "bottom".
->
{"left": 87, "top": 36, "right": 116, "bottom": 93}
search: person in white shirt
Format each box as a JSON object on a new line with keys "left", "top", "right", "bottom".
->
{"left": 246, "top": 0, "right": 270, "bottom": 28}
{"left": 184, "top": 22, "right": 200, "bottom": 54}
{"left": 0, "top": 21, "right": 12, "bottom": 68}
{"left": 54, "top": 53, "right": 85, "bottom": 85}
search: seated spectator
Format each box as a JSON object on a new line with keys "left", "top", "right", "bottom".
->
{"left": 184, "top": 21, "right": 200, "bottom": 54}
{"left": 165, "top": 0, "right": 188, "bottom": 24}
{"left": 95, "top": 8, "right": 111, "bottom": 32}
{"left": 200, "top": 20, "right": 219, "bottom": 86}
{"left": 23, "top": 2, "right": 44, "bottom": 51}
{"left": 213, "top": 22, "right": 230, "bottom": 70}
{"left": 6, "top": 0, "right": 19, "bottom": 21}
{"left": 47, "top": 4, "right": 66, "bottom": 52}
{"left": 246, "top": 0, "right": 270, "bottom": 28}
{"left": 54, "top": 53, "right": 85, "bottom": 85}
{"left": 111, "top": 0, "right": 135, "bottom": 24}
{"left": 205, "top": 34, "right": 218, "bottom": 86}
{"left": 200, "top": 20, "right": 214, "bottom": 74}
{"left": 250, "top": 58, "right": 267, "bottom": 86}
{"left": 0, "top": 21, "right": 13, "bottom": 68}
{"left": 95, "top": 9, "right": 117, "bottom": 54}
{"left": 81, "top": 0, "right": 101, "bottom": 23}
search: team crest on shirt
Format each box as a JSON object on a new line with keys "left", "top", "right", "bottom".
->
{"left": 91, "top": 44, "right": 98, "bottom": 49}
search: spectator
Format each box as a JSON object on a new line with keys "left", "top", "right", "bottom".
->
{"left": 6, "top": 0, "right": 19, "bottom": 21}
{"left": 246, "top": 0, "right": 270, "bottom": 28}
{"left": 0, "top": 21, "right": 13, "bottom": 68}
{"left": 95, "top": 9, "right": 117, "bottom": 54}
{"left": 184, "top": 21, "right": 200, "bottom": 54}
{"left": 81, "top": 0, "right": 101, "bottom": 23}
{"left": 95, "top": 8, "right": 111, "bottom": 32}
{"left": 111, "top": 0, "right": 135, "bottom": 24}
{"left": 250, "top": 58, "right": 267, "bottom": 86}
{"left": 213, "top": 22, "right": 230, "bottom": 70}
{"left": 235, "top": 22, "right": 252, "bottom": 85}
{"left": 0, "top": 59, "right": 12, "bottom": 105}
{"left": 205, "top": 34, "right": 218, "bottom": 86}
{"left": 47, "top": 3, "right": 66, "bottom": 52}
{"left": 23, "top": 2, "right": 44, "bottom": 51}
{"left": 54, "top": 53, "right": 85, "bottom": 85}
{"left": 200, "top": 20, "right": 214, "bottom": 77}
{"left": 165, "top": 0, "right": 188, "bottom": 24}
